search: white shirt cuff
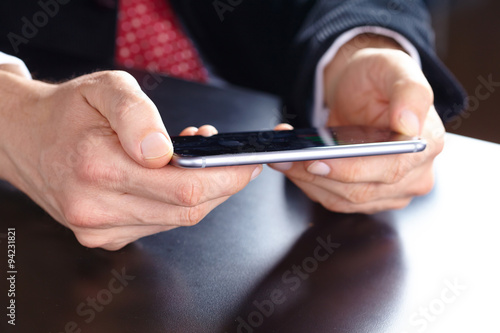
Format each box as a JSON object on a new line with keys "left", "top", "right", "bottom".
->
{"left": 0, "top": 52, "right": 32, "bottom": 79}
{"left": 312, "top": 26, "right": 421, "bottom": 128}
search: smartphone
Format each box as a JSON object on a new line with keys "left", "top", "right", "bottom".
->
{"left": 170, "top": 126, "right": 426, "bottom": 168}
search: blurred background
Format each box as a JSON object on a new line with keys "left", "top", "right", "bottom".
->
{"left": 429, "top": 0, "right": 500, "bottom": 143}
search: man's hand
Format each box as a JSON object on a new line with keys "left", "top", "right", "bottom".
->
{"left": 270, "top": 35, "right": 444, "bottom": 214}
{"left": 0, "top": 70, "right": 262, "bottom": 250}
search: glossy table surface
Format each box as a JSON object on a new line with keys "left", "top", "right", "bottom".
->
{"left": 1, "top": 72, "right": 500, "bottom": 333}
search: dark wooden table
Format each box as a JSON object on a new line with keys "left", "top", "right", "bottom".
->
{"left": 1, "top": 71, "right": 499, "bottom": 333}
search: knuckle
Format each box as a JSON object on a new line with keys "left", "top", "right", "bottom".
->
{"left": 396, "top": 70, "right": 434, "bottom": 99}
{"left": 174, "top": 177, "right": 204, "bottom": 207}
{"left": 96, "top": 71, "right": 145, "bottom": 118}
{"left": 332, "top": 161, "right": 362, "bottom": 183}
{"left": 63, "top": 199, "right": 97, "bottom": 229}
{"left": 112, "top": 97, "right": 151, "bottom": 128}
{"left": 431, "top": 135, "right": 445, "bottom": 157}
{"left": 74, "top": 233, "right": 106, "bottom": 249}
{"left": 388, "top": 168, "right": 405, "bottom": 184}
{"left": 414, "top": 80, "right": 434, "bottom": 104}
{"left": 413, "top": 173, "right": 435, "bottom": 197}
{"left": 222, "top": 169, "right": 249, "bottom": 194}
{"left": 392, "top": 198, "right": 413, "bottom": 211}
{"left": 356, "top": 198, "right": 412, "bottom": 215}
{"left": 97, "top": 70, "right": 136, "bottom": 85}
{"left": 63, "top": 198, "right": 114, "bottom": 230}
{"left": 205, "top": 168, "right": 249, "bottom": 198}
{"left": 321, "top": 198, "right": 339, "bottom": 212}
{"left": 321, "top": 195, "right": 350, "bottom": 213}
{"left": 392, "top": 83, "right": 434, "bottom": 119}
{"left": 343, "top": 184, "right": 375, "bottom": 205}
{"left": 101, "top": 242, "right": 129, "bottom": 251}
{"left": 74, "top": 232, "right": 117, "bottom": 249}
{"left": 385, "top": 157, "right": 411, "bottom": 184}
{"left": 180, "top": 205, "right": 207, "bottom": 227}
{"left": 76, "top": 159, "right": 125, "bottom": 188}
{"left": 113, "top": 96, "right": 140, "bottom": 124}
{"left": 64, "top": 203, "right": 122, "bottom": 249}
{"left": 427, "top": 111, "right": 446, "bottom": 150}
{"left": 291, "top": 169, "right": 317, "bottom": 183}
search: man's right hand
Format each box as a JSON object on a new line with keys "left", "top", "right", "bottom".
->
{"left": 0, "top": 70, "right": 262, "bottom": 250}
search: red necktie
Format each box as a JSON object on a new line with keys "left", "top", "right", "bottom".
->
{"left": 115, "top": 0, "right": 208, "bottom": 82}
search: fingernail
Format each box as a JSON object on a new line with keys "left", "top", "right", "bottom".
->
{"left": 307, "top": 161, "right": 331, "bottom": 176}
{"left": 272, "top": 162, "right": 293, "bottom": 172}
{"left": 141, "top": 132, "right": 171, "bottom": 160}
{"left": 251, "top": 166, "right": 263, "bottom": 181}
{"left": 399, "top": 110, "right": 420, "bottom": 136}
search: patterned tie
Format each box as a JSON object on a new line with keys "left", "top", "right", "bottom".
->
{"left": 115, "top": 0, "right": 208, "bottom": 82}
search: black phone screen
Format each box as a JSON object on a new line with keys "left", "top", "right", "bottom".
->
{"left": 171, "top": 127, "right": 404, "bottom": 157}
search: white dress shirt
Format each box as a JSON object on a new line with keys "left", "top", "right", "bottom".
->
{"left": 0, "top": 52, "right": 32, "bottom": 79}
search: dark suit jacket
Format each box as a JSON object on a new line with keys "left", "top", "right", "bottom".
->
{"left": 0, "top": 0, "right": 465, "bottom": 125}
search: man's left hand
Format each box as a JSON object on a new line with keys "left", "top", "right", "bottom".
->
{"left": 270, "top": 41, "right": 445, "bottom": 214}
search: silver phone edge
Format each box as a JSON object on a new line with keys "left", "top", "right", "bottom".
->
{"left": 170, "top": 140, "right": 427, "bottom": 168}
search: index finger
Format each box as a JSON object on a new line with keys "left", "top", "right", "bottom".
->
{"left": 123, "top": 163, "right": 262, "bottom": 207}
{"left": 280, "top": 151, "right": 426, "bottom": 185}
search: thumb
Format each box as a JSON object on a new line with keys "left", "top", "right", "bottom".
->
{"left": 388, "top": 76, "right": 434, "bottom": 137}
{"left": 79, "top": 71, "right": 173, "bottom": 168}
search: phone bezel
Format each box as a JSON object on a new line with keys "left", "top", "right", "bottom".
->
{"left": 170, "top": 139, "right": 426, "bottom": 168}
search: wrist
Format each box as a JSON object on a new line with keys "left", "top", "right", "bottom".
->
{"left": 0, "top": 71, "right": 51, "bottom": 187}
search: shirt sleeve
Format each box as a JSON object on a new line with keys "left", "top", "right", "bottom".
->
{"left": 0, "top": 52, "right": 32, "bottom": 79}
{"left": 312, "top": 26, "right": 421, "bottom": 128}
